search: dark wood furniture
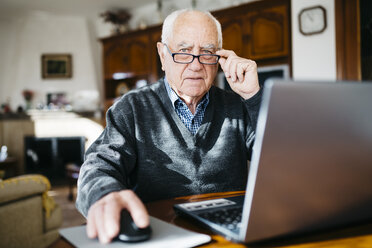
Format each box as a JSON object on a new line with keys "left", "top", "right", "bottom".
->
{"left": 0, "top": 157, "right": 17, "bottom": 179}
{"left": 213, "top": 0, "right": 290, "bottom": 65}
{"left": 335, "top": 0, "right": 361, "bottom": 80}
{"left": 100, "top": 25, "right": 162, "bottom": 113}
{"left": 100, "top": 0, "right": 291, "bottom": 114}
{"left": 51, "top": 191, "right": 372, "bottom": 248}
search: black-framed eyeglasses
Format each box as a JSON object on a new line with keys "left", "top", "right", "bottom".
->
{"left": 164, "top": 43, "right": 220, "bottom": 65}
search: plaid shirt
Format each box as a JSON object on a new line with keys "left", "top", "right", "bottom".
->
{"left": 164, "top": 78, "right": 209, "bottom": 135}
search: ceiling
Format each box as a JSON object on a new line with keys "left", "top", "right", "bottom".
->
{"left": 0, "top": 0, "right": 156, "bottom": 18}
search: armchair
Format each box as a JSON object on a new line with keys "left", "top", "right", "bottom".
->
{"left": 0, "top": 174, "right": 62, "bottom": 248}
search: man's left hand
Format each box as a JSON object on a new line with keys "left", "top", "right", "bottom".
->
{"left": 216, "top": 49, "right": 260, "bottom": 100}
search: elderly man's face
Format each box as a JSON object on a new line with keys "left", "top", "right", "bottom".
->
{"left": 158, "top": 12, "right": 219, "bottom": 102}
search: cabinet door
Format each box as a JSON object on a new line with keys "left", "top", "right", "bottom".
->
{"left": 244, "top": 5, "right": 289, "bottom": 60}
{"left": 219, "top": 18, "right": 244, "bottom": 57}
{"left": 103, "top": 34, "right": 151, "bottom": 78}
{"left": 103, "top": 39, "right": 129, "bottom": 79}
{"left": 128, "top": 34, "right": 151, "bottom": 75}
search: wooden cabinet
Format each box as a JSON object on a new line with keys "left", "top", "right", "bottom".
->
{"left": 220, "top": 17, "right": 245, "bottom": 57}
{"left": 101, "top": 25, "right": 162, "bottom": 112}
{"left": 100, "top": 0, "right": 291, "bottom": 112}
{"left": 103, "top": 38, "right": 126, "bottom": 79}
{"left": 126, "top": 35, "right": 151, "bottom": 75}
{"left": 103, "top": 33, "right": 153, "bottom": 78}
{"left": 215, "top": 0, "right": 290, "bottom": 64}
{"left": 245, "top": 5, "right": 289, "bottom": 60}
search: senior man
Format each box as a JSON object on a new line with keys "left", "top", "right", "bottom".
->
{"left": 76, "top": 9, "right": 261, "bottom": 244}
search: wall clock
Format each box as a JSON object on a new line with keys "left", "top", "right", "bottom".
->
{"left": 298, "top": 5, "right": 327, "bottom": 35}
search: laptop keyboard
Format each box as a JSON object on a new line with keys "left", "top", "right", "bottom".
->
{"left": 197, "top": 206, "right": 243, "bottom": 232}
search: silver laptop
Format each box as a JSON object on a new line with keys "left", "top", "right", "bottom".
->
{"left": 174, "top": 79, "right": 372, "bottom": 243}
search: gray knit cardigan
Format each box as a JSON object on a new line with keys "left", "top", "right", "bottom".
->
{"left": 76, "top": 78, "right": 262, "bottom": 217}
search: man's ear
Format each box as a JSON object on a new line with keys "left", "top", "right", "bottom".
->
{"left": 157, "top": 42, "right": 165, "bottom": 71}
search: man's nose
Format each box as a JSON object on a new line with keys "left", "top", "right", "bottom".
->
{"left": 188, "top": 56, "right": 203, "bottom": 70}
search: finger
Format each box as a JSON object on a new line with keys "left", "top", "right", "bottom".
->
{"left": 227, "top": 57, "right": 244, "bottom": 82}
{"left": 249, "top": 59, "right": 258, "bottom": 73}
{"left": 218, "top": 57, "right": 230, "bottom": 78}
{"left": 218, "top": 56, "right": 226, "bottom": 70}
{"left": 103, "top": 198, "right": 121, "bottom": 242}
{"left": 236, "top": 62, "right": 246, "bottom": 82}
{"left": 228, "top": 58, "right": 238, "bottom": 82}
{"left": 217, "top": 49, "right": 236, "bottom": 79}
{"left": 94, "top": 204, "right": 110, "bottom": 244}
{"left": 216, "top": 49, "right": 236, "bottom": 59}
{"left": 86, "top": 207, "right": 98, "bottom": 239}
{"left": 120, "top": 190, "right": 150, "bottom": 228}
{"left": 223, "top": 55, "right": 234, "bottom": 79}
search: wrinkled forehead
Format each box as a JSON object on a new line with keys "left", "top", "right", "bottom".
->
{"left": 171, "top": 11, "right": 219, "bottom": 48}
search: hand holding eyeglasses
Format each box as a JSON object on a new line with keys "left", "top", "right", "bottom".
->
{"left": 216, "top": 49, "right": 260, "bottom": 100}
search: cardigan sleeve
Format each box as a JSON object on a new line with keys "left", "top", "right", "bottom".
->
{"left": 243, "top": 87, "right": 263, "bottom": 130}
{"left": 75, "top": 98, "right": 137, "bottom": 217}
{"left": 242, "top": 88, "right": 263, "bottom": 160}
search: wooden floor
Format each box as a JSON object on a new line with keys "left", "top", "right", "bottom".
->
{"left": 49, "top": 182, "right": 86, "bottom": 228}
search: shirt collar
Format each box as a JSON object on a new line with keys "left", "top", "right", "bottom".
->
{"left": 164, "top": 77, "right": 180, "bottom": 107}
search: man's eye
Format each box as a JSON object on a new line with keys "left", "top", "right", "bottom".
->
{"left": 202, "top": 50, "right": 213, "bottom": 54}
{"left": 180, "top": 48, "right": 189, "bottom": 53}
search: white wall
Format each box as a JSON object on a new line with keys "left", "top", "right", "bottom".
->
{"left": 0, "top": 11, "right": 101, "bottom": 111}
{"left": 0, "top": 16, "right": 22, "bottom": 109}
{"left": 291, "top": 0, "right": 336, "bottom": 80}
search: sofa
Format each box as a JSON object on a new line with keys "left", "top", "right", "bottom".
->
{"left": 0, "top": 174, "right": 62, "bottom": 248}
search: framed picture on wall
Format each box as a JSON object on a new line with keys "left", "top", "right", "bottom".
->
{"left": 41, "top": 54, "right": 72, "bottom": 79}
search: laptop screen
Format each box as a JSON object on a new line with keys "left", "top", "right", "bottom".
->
{"left": 241, "top": 79, "right": 372, "bottom": 242}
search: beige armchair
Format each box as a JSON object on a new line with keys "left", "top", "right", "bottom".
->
{"left": 0, "top": 174, "right": 62, "bottom": 248}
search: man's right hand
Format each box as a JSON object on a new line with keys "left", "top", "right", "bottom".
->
{"left": 86, "top": 189, "right": 150, "bottom": 244}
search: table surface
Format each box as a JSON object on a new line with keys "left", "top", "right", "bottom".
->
{"left": 0, "top": 157, "right": 17, "bottom": 165}
{"left": 50, "top": 191, "right": 372, "bottom": 248}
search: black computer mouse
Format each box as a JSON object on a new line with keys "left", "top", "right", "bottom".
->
{"left": 117, "top": 209, "right": 152, "bottom": 242}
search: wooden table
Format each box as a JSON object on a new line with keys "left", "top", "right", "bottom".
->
{"left": 50, "top": 191, "right": 372, "bottom": 248}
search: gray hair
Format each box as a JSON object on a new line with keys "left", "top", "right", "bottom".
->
{"left": 161, "top": 9, "right": 223, "bottom": 53}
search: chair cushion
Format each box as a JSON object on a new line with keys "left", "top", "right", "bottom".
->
{"left": 0, "top": 174, "right": 56, "bottom": 217}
